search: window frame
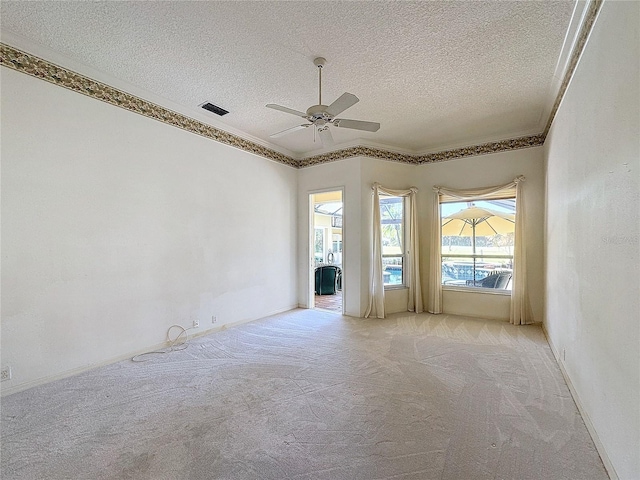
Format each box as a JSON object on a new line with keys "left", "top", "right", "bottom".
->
{"left": 379, "top": 194, "right": 407, "bottom": 289}
{"left": 439, "top": 194, "right": 516, "bottom": 294}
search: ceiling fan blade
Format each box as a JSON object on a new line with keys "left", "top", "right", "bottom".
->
{"left": 325, "top": 93, "right": 359, "bottom": 117}
{"left": 266, "top": 104, "right": 308, "bottom": 118}
{"left": 333, "top": 118, "right": 380, "bottom": 132}
{"left": 269, "top": 124, "right": 310, "bottom": 138}
{"left": 318, "top": 127, "right": 334, "bottom": 148}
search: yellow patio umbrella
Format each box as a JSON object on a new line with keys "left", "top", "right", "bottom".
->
{"left": 442, "top": 206, "right": 515, "bottom": 239}
{"left": 442, "top": 206, "right": 515, "bottom": 283}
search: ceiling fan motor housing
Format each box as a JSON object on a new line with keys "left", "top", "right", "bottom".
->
{"left": 306, "top": 104, "right": 331, "bottom": 120}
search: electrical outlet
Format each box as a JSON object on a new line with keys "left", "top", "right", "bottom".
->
{"left": 1, "top": 366, "right": 12, "bottom": 382}
{"left": 192, "top": 319, "right": 199, "bottom": 328}
{"left": 212, "top": 315, "right": 217, "bottom": 324}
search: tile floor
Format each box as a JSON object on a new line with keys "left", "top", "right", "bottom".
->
{"left": 314, "top": 289, "right": 342, "bottom": 312}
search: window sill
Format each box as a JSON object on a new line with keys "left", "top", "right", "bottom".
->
{"left": 384, "top": 285, "right": 407, "bottom": 291}
{"left": 442, "top": 285, "right": 511, "bottom": 296}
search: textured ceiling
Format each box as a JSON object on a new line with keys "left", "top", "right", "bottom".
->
{"left": 1, "top": 1, "right": 576, "bottom": 156}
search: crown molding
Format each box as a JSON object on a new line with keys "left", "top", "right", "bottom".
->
{"left": 0, "top": 0, "right": 603, "bottom": 170}
{"left": 543, "top": 0, "right": 603, "bottom": 136}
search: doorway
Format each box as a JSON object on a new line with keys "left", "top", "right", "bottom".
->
{"left": 310, "top": 190, "right": 343, "bottom": 313}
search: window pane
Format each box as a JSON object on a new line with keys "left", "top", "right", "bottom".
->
{"left": 441, "top": 256, "right": 513, "bottom": 290}
{"left": 380, "top": 196, "right": 404, "bottom": 252}
{"left": 441, "top": 199, "right": 515, "bottom": 290}
{"left": 314, "top": 227, "right": 324, "bottom": 264}
{"left": 383, "top": 256, "right": 403, "bottom": 286}
{"left": 380, "top": 195, "right": 405, "bottom": 287}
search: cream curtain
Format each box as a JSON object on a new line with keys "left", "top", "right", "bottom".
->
{"left": 428, "top": 187, "right": 443, "bottom": 314}
{"left": 428, "top": 176, "right": 533, "bottom": 325}
{"left": 365, "top": 183, "right": 423, "bottom": 318}
{"left": 365, "top": 185, "right": 385, "bottom": 318}
{"left": 509, "top": 179, "right": 533, "bottom": 324}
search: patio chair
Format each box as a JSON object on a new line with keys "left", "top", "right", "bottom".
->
{"left": 467, "top": 271, "right": 512, "bottom": 289}
{"left": 315, "top": 265, "right": 339, "bottom": 295}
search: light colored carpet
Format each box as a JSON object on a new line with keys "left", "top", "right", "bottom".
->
{"left": 1, "top": 309, "right": 608, "bottom": 479}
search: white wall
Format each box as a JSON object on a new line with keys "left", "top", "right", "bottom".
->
{"left": 359, "top": 158, "right": 418, "bottom": 315}
{"left": 1, "top": 67, "right": 298, "bottom": 395}
{"left": 417, "top": 148, "right": 546, "bottom": 322}
{"left": 544, "top": 2, "right": 639, "bottom": 478}
{"left": 298, "top": 149, "right": 545, "bottom": 320}
{"left": 297, "top": 159, "right": 362, "bottom": 316}
{"left": 298, "top": 157, "right": 421, "bottom": 317}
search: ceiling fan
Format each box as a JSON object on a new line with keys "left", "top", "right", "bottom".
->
{"left": 266, "top": 57, "right": 380, "bottom": 147}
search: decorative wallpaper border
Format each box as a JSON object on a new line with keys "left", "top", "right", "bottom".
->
{"left": 0, "top": 0, "right": 601, "bottom": 170}
{"left": 299, "top": 134, "right": 546, "bottom": 168}
{"left": 0, "top": 44, "right": 298, "bottom": 168}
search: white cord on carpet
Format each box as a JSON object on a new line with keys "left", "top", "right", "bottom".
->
{"left": 131, "top": 324, "right": 194, "bottom": 362}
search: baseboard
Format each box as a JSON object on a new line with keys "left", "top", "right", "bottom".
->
{"left": 189, "top": 304, "right": 300, "bottom": 339}
{"left": 541, "top": 324, "right": 618, "bottom": 480}
{"left": 1, "top": 305, "right": 300, "bottom": 398}
{"left": 0, "top": 339, "right": 169, "bottom": 397}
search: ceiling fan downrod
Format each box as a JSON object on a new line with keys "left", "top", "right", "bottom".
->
{"left": 314, "top": 57, "right": 326, "bottom": 106}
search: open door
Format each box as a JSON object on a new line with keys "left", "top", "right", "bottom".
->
{"left": 310, "top": 190, "right": 343, "bottom": 313}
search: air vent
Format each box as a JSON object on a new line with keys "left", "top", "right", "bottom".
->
{"left": 201, "top": 103, "right": 229, "bottom": 116}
